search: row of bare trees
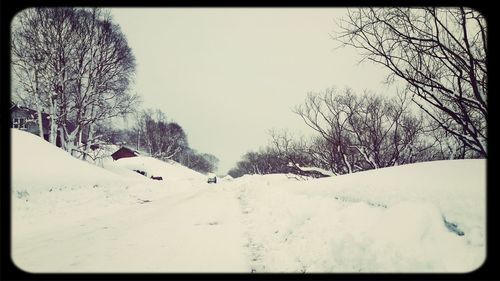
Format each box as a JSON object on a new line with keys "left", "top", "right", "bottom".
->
{"left": 229, "top": 86, "right": 482, "bottom": 178}
{"left": 229, "top": 7, "right": 486, "bottom": 178}
{"left": 12, "top": 8, "right": 138, "bottom": 158}
{"left": 131, "top": 109, "right": 219, "bottom": 173}
{"left": 230, "top": 89, "right": 426, "bottom": 178}
{"left": 295, "top": 89, "right": 428, "bottom": 174}
{"left": 337, "top": 7, "right": 487, "bottom": 157}
{"left": 94, "top": 108, "right": 220, "bottom": 174}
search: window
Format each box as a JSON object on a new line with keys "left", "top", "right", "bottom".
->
{"left": 19, "top": 118, "right": 26, "bottom": 129}
{"left": 12, "top": 117, "right": 27, "bottom": 129}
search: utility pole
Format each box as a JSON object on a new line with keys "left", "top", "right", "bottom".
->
{"left": 137, "top": 129, "right": 140, "bottom": 150}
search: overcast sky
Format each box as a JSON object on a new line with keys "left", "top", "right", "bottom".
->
{"left": 110, "top": 8, "right": 397, "bottom": 174}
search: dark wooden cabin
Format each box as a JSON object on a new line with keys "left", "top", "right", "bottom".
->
{"left": 111, "top": 146, "right": 139, "bottom": 161}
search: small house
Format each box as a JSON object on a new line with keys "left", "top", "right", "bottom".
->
{"left": 10, "top": 103, "right": 50, "bottom": 139}
{"left": 10, "top": 103, "right": 76, "bottom": 148}
{"left": 111, "top": 146, "right": 140, "bottom": 161}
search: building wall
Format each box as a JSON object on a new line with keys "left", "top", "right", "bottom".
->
{"left": 111, "top": 148, "right": 138, "bottom": 160}
{"left": 10, "top": 107, "right": 53, "bottom": 144}
{"left": 10, "top": 109, "right": 42, "bottom": 136}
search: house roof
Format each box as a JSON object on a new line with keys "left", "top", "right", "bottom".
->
{"left": 11, "top": 104, "right": 50, "bottom": 118}
{"left": 10, "top": 104, "right": 51, "bottom": 129}
{"left": 111, "top": 146, "right": 140, "bottom": 160}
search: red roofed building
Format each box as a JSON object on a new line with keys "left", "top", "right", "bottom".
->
{"left": 111, "top": 146, "right": 140, "bottom": 161}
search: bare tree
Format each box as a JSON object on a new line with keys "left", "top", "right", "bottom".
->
{"left": 294, "top": 87, "right": 431, "bottom": 174}
{"left": 269, "top": 130, "right": 310, "bottom": 167}
{"left": 134, "top": 109, "right": 188, "bottom": 160}
{"left": 307, "top": 136, "right": 340, "bottom": 175}
{"left": 11, "top": 8, "right": 74, "bottom": 141}
{"left": 39, "top": 8, "right": 79, "bottom": 147}
{"left": 337, "top": 7, "right": 487, "bottom": 157}
{"left": 11, "top": 11, "right": 46, "bottom": 138}
{"left": 229, "top": 150, "right": 275, "bottom": 176}
{"left": 67, "top": 8, "right": 138, "bottom": 158}
{"left": 12, "top": 8, "right": 138, "bottom": 157}
{"left": 293, "top": 88, "right": 360, "bottom": 174}
{"left": 178, "top": 149, "right": 219, "bottom": 174}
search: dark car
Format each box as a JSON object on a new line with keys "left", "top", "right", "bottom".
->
{"left": 207, "top": 174, "right": 217, "bottom": 184}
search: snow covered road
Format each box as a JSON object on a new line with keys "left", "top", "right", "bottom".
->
{"left": 12, "top": 170, "right": 486, "bottom": 273}
{"left": 13, "top": 184, "right": 250, "bottom": 273}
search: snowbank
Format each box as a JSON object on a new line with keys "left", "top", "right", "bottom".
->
{"left": 288, "top": 162, "right": 336, "bottom": 176}
{"left": 11, "top": 129, "right": 206, "bottom": 234}
{"left": 11, "top": 129, "right": 123, "bottom": 189}
{"left": 233, "top": 159, "right": 486, "bottom": 272}
{"left": 11, "top": 130, "right": 249, "bottom": 273}
{"left": 221, "top": 175, "right": 234, "bottom": 181}
{"left": 108, "top": 156, "right": 206, "bottom": 182}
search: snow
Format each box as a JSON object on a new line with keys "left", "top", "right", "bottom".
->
{"left": 11, "top": 129, "right": 248, "bottom": 272}
{"left": 233, "top": 160, "right": 485, "bottom": 272}
{"left": 83, "top": 144, "right": 120, "bottom": 166}
{"left": 221, "top": 175, "right": 234, "bottom": 181}
{"left": 11, "top": 130, "right": 124, "bottom": 190}
{"left": 108, "top": 155, "right": 206, "bottom": 182}
{"left": 290, "top": 163, "right": 336, "bottom": 176}
{"left": 11, "top": 128, "right": 486, "bottom": 273}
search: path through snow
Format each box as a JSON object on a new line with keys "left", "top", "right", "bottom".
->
{"left": 13, "top": 184, "right": 250, "bottom": 273}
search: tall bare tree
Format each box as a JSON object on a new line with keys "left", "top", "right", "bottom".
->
{"left": 12, "top": 8, "right": 74, "bottom": 141}
{"left": 12, "top": 8, "right": 138, "bottom": 157}
{"left": 293, "top": 88, "right": 359, "bottom": 174}
{"left": 75, "top": 9, "right": 138, "bottom": 158}
{"left": 337, "top": 7, "right": 487, "bottom": 157}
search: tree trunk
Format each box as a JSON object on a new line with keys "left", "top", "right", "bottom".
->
{"left": 36, "top": 110, "right": 44, "bottom": 138}
{"left": 34, "top": 68, "right": 45, "bottom": 139}
{"left": 49, "top": 95, "right": 58, "bottom": 145}
{"left": 83, "top": 123, "right": 94, "bottom": 161}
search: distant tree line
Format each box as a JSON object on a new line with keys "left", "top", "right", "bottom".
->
{"left": 95, "top": 108, "right": 219, "bottom": 174}
{"left": 229, "top": 7, "right": 486, "bottom": 179}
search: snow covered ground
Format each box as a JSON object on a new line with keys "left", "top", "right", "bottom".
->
{"left": 11, "top": 129, "right": 486, "bottom": 273}
{"left": 232, "top": 162, "right": 485, "bottom": 272}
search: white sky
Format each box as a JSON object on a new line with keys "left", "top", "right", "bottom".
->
{"left": 110, "top": 8, "right": 397, "bottom": 174}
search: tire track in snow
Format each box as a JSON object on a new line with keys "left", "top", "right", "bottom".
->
{"left": 235, "top": 181, "right": 266, "bottom": 273}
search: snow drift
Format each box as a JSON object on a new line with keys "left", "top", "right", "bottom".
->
{"left": 11, "top": 129, "right": 207, "bottom": 235}
{"left": 11, "top": 129, "right": 123, "bottom": 189}
{"left": 108, "top": 155, "right": 206, "bottom": 182}
{"left": 233, "top": 159, "right": 486, "bottom": 272}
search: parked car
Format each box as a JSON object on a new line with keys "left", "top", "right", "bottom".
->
{"left": 207, "top": 173, "right": 217, "bottom": 184}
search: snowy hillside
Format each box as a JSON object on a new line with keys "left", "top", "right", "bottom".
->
{"left": 108, "top": 155, "right": 206, "bottom": 182}
{"left": 11, "top": 129, "right": 207, "bottom": 237}
{"left": 11, "top": 129, "right": 486, "bottom": 273}
{"left": 11, "top": 129, "right": 129, "bottom": 189}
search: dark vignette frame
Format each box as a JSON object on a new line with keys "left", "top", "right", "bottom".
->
{"left": 1, "top": 0, "right": 497, "bottom": 280}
